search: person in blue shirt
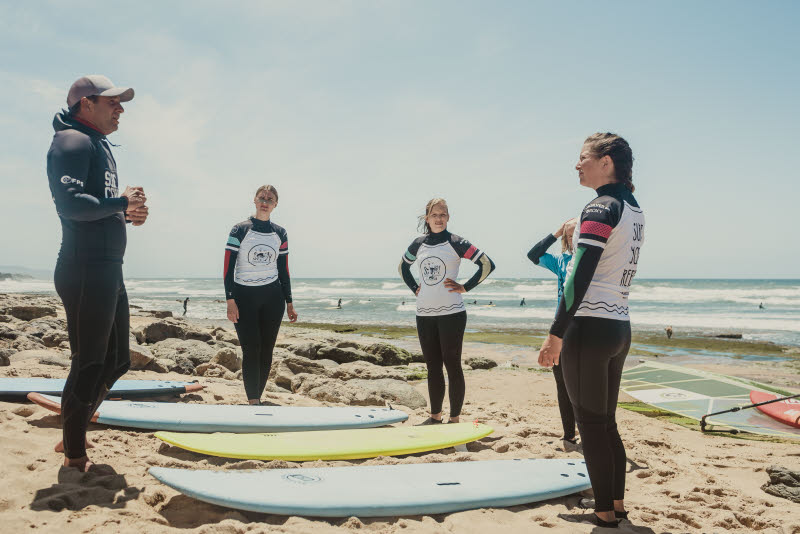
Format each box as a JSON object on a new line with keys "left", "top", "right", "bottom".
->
{"left": 527, "top": 217, "right": 578, "bottom": 451}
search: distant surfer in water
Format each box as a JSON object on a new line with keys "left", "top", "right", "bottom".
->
{"left": 759, "top": 302, "right": 765, "bottom": 310}
{"left": 399, "top": 198, "right": 495, "bottom": 425}
{"left": 182, "top": 297, "right": 189, "bottom": 316}
{"left": 224, "top": 185, "right": 297, "bottom": 405}
{"left": 665, "top": 326, "right": 673, "bottom": 339}
{"left": 337, "top": 298, "right": 342, "bottom": 309}
{"left": 538, "top": 133, "right": 644, "bottom": 528}
{"left": 520, "top": 298, "right": 526, "bottom": 306}
{"left": 527, "top": 216, "right": 578, "bottom": 452}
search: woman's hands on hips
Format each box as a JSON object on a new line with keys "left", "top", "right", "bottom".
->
{"left": 444, "top": 278, "right": 465, "bottom": 293}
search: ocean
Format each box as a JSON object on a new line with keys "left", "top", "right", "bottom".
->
{"left": 2, "top": 277, "right": 799, "bottom": 347}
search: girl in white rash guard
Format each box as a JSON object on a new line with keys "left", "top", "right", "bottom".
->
{"left": 399, "top": 198, "right": 495, "bottom": 425}
{"left": 224, "top": 185, "right": 298, "bottom": 405}
{"left": 538, "top": 133, "right": 644, "bottom": 529}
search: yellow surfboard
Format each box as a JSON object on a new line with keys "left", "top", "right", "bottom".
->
{"left": 156, "top": 422, "right": 493, "bottom": 461}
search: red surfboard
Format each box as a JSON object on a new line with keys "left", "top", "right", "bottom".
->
{"left": 750, "top": 390, "right": 800, "bottom": 429}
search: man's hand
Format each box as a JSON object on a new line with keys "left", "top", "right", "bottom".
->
{"left": 126, "top": 205, "right": 149, "bottom": 226}
{"left": 122, "top": 186, "right": 146, "bottom": 210}
{"left": 538, "top": 334, "right": 563, "bottom": 367}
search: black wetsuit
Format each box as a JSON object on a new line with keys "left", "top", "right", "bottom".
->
{"left": 224, "top": 217, "right": 291, "bottom": 401}
{"left": 46, "top": 111, "right": 131, "bottom": 459}
{"left": 399, "top": 230, "right": 495, "bottom": 417}
{"left": 550, "top": 182, "right": 645, "bottom": 513}
{"left": 527, "top": 233, "right": 576, "bottom": 442}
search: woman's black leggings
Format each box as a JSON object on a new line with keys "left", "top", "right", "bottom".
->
{"left": 416, "top": 311, "right": 467, "bottom": 418}
{"left": 233, "top": 281, "right": 285, "bottom": 401}
{"left": 55, "top": 261, "right": 131, "bottom": 459}
{"left": 561, "top": 316, "right": 631, "bottom": 513}
{"left": 552, "top": 361, "right": 576, "bottom": 441}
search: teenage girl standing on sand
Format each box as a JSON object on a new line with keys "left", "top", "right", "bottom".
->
{"left": 399, "top": 198, "right": 495, "bottom": 425}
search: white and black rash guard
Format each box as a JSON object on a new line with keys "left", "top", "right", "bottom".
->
{"left": 399, "top": 230, "right": 495, "bottom": 317}
{"left": 550, "top": 182, "right": 645, "bottom": 337}
{"left": 223, "top": 217, "right": 292, "bottom": 302}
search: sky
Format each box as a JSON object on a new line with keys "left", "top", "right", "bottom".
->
{"left": 0, "top": 1, "right": 798, "bottom": 279}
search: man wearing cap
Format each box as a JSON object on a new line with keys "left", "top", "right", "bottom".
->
{"left": 46, "top": 74, "right": 147, "bottom": 471}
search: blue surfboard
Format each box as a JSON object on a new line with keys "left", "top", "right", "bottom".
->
{"left": 0, "top": 377, "right": 203, "bottom": 401}
{"left": 30, "top": 393, "right": 408, "bottom": 432}
{"left": 150, "top": 459, "right": 590, "bottom": 517}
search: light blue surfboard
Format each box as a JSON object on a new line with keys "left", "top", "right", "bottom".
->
{"left": 33, "top": 394, "right": 408, "bottom": 432}
{"left": 0, "top": 377, "right": 202, "bottom": 401}
{"left": 150, "top": 459, "right": 590, "bottom": 517}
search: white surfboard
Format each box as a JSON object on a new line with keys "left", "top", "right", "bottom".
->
{"left": 28, "top": 393, "right": 408, "bottom": 433}
{"left": 150, "top": 458, "right": 590, "bottom": 517}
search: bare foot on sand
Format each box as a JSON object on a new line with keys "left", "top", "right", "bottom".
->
{"left": 54, "top": 438, "right": 95, "bottom": 454}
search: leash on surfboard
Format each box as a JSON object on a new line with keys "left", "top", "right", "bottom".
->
{"left": 700, "top": 392, "right": 800, "bottom": 433}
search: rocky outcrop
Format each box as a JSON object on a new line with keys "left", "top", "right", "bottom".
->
{"left": 151, "top": 338, "right": 216, "bottom": 366}
{"left": 211, "top": 348, "right": 242, "bottom": 372}
{"left": 149, "top": 358, "right": 175, "bottom": 374}
{"left": 283, "top": 340, "right": 424, "bottom": 366}
{"left": 762, "top": 465, "right": 800, "bottom": 503}
{"left": 329, "top": 361, "right": 410, "bottom": 381}
{"left": 317, "top": 345, "right": 381, "bottom": 365}
{"left": 140, "top": 319, "right": 212, "bottom": 344}
{"left": 129, "top": 344, "right": 155, "bottom": 370}
{"left": 8, "top": 349, "right": 69, "bottom": 364}
{"left": 361, "top": 342, "right": 422, "bottom": 365}
{"left": 272, "top": 354, "right": 427, "bottom": 408}
{"left": 195, "top": 362, "right": 230, "bottom": 378}
{"left": 210, "top": 327, "right": 240, "bottom": 346}
{"left": 292, "top": 375, "right": 426, "bottom": 408}
{"left": 464, "top": 356, "right": 498, "bottom": 370}
{"left": 4, "top": 305, "right": 57, "bottom": 321}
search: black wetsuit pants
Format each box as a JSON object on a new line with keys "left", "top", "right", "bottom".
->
{"left": 561, "top": 316, "right": 630, "bottom": 513}
{"left": 416, "top": 311, "right": 467, "bottom": 418}
{"left": 552, "top": 362, "right": 576, "bottom": 441}
{"left": 55, "top": 261, "right": 131, "bottom": 459}
{"left": 233, "top": 281, "right": 285, "bottom": 401}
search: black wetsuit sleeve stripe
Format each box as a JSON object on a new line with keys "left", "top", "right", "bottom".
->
{"left": 223, "top": 249, "right": 238, "bottom": 300}
{"left": 224, "top": 224, "right": 246, "bottom": 300}
{"left": 276, "top": 228, "right": 292, "bottom": 302}
{"left": 463, "top": 253, "right": 495, "bottom": 292}
{"left": 48, "top": 138, "right": 127, "bottom": 221}
{"left": 399, "top": 260, "right": 419, "bottom": 294}
{"left": 277, "top": 254, "right": 292, "bottom": 303}
{"left": 527, "top": 234, "right": 557, "bottom": 264}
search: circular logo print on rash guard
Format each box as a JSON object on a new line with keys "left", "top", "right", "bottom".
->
{"left": 420, "top": 257, "right": 446, "bottom": 285}
{"left": 248, "top": 244, "right": 277, "bottom": 265}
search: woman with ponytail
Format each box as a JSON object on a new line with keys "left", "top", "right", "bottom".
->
{"left": 538, "top": 133, "right": 645, "bottom": 528}
{"left": 399, "top": 198, "right": 495, "bottom": 425}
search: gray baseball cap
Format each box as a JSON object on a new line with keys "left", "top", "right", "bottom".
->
{"left": 67, "top": 75, "right": 134, "bottom": 108}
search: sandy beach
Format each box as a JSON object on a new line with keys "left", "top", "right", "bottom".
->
{"left": 2, "top": 294, "right": 799, "bottom": 534}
